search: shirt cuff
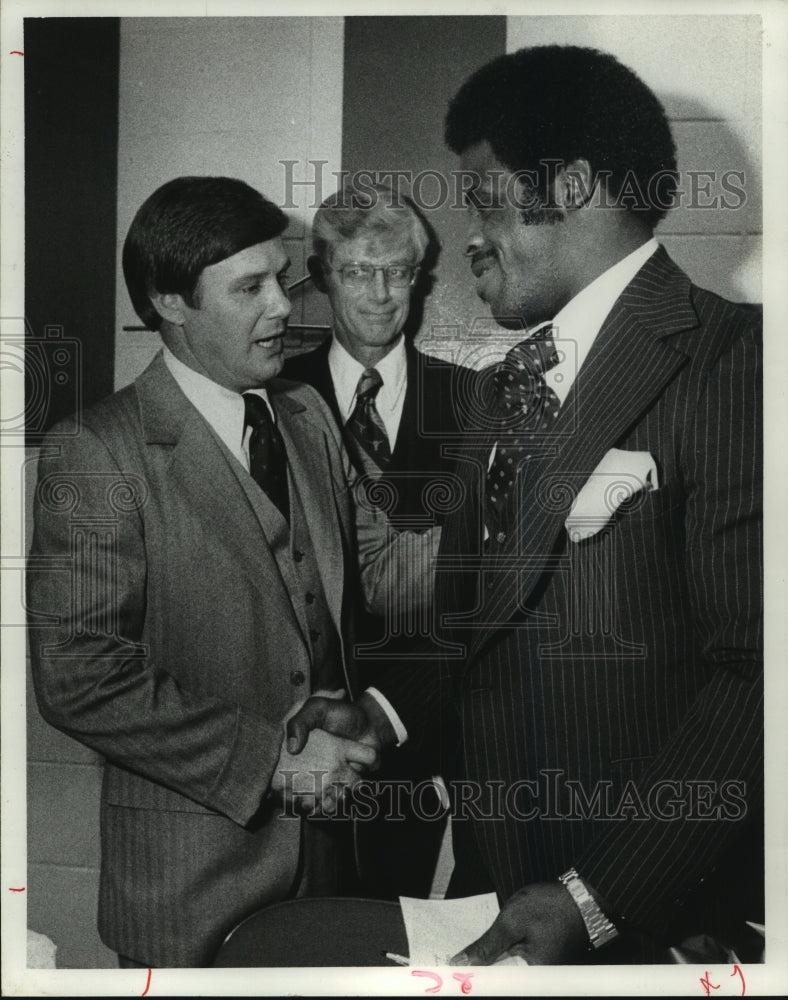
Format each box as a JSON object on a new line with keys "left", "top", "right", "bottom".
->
{"left": 432, "top": 774, "right": 450, "bottom": 810}
{"left": 365, "top": 686, "right": 408, "bottom": 746}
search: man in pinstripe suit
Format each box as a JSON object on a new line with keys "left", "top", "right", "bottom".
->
{"left": 288, "top": 45, "right": 763, "bottom": 964}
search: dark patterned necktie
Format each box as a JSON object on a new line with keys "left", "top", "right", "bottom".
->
{"left": 485, "top": 327, "right": 562, "bottom": 534}
{"left": 344, "top": 367, "right": 392, "bottom": 477}
{"left": 243, "top": 393, "right": 290, "bottom": 522}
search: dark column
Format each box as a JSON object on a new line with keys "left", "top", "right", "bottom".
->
{"left": 24, "top": 18, "right": 120, "bottom": 440}
{"left": 342, "top": 15, "right": 506, "bottom": 344}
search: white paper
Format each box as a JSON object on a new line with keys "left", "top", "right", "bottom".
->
{"left": 399, "top": 893, "right": 527, "bottom": 966}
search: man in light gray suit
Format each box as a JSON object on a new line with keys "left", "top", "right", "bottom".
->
{"left": 27, "top": 176, "right": 437, "bottom": 967}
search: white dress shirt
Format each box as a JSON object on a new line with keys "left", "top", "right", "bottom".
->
{"left": 328, "top": 334, "right": 408, "bottom": 448}
{"left": 538, "top": 237, "right": 659, "bottom": 404}
{"left": 162, "top": 346, "right": 274, "bottom": 470}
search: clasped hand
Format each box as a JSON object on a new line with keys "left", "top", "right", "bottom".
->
{"left": 271, "top": 690, "right": 382, "bottom": 816}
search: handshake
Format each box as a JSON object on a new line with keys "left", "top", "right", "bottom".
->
{"left": 270, "top": 689, "right": 398, "bottom": 815}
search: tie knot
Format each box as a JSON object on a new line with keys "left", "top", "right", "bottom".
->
{"left": 243, "top": 392, "right": 272, "bottom": 430}
{"left": 356, "top": 367, "right": 383, "bottom": 401}
{"left": 504, "top": 326, "right": 560, "bottom": 377}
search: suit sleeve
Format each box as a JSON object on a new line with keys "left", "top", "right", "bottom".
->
{"left": 576, "top": 321, "right": 763, "bottom": 936}
{"left": 307, "top": 385, "right": 442, "bottom": 618}
{"left": 27, "top": 423, "right": 284, "bottom": 827}
{"left": 355, "top": 488, "right": 442, "bottom": 617}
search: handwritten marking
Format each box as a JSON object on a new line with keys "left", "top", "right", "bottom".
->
{"left": 10, "top": 50, "right": 24, "bottom": 56}
{"left": 731, "top": 964, "right": 746, "bottom": 996}
{"left": 411, "top": 969, "right": 442, "bottom": 993}
{"left": 8, "top": 887, "right": 25, "bottom": 892}
{"left": 141, "top": 968, "right": 151, "bottom": 996}
{"left": 700, "top": 970, "right": 720, "bottom": 996}
{"left": 453, "top": 971, "right": 475, "bottom": 994}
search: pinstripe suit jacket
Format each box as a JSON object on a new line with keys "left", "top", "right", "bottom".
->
{"left": 27, "top": 353, "right": 404, "bottom": 966}
{"left": 378, "top": 247, "right": 763, "bottom": 943}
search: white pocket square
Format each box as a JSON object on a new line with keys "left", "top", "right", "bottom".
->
{"left": 565, "top": 448, "right": 659, "bottom": 542}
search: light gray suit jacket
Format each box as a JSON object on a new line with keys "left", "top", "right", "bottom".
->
{"left": 27, "top": 351, "right": 425, "bottom": 965}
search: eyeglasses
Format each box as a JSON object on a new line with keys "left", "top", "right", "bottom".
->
{"left": 329, "top": 263, "right": 420, "bottom": 288}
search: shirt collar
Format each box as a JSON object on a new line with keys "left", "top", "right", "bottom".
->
{"left": 162, "top": 346, "right": 273, "bottom": 463}
{"left": 328, "top": 334, "right": 407, "bottom": 421}
{"left": 550, "top": 238, "right": 659, "bottom": 370}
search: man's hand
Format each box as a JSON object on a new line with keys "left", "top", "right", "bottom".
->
{"left": 286, "top": 690, "right": 397, "bottom": 759}
{"left": 270, "top": 725, "right": 378, "bottom": 815}
{"left": 450, "top": 882, "right": 589, "bottom": 965}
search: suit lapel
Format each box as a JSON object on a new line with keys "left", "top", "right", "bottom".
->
{"left": 467, "top": 247, "right": 701, "bottom": 660}
{"left": 434, "top": 437, "right": 489, "bottom": 649}
{"left": 271, "top": 389, "right": 346, "bottom": 638}
{"left": 390, "top": 345, "right": 419, "bottom": 465}
{"left": 303, "top": 339, "right": 344, "bottom": 427}
{"left": 136, "top": 355, "right": 295, "bottom": 605}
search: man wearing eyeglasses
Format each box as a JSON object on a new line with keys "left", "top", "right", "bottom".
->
{"left": 283, "top": 183, "right": 473, "bottom": 900}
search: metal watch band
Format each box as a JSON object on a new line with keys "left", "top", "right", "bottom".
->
{"left": 558, "top": 867, "right": 619, "bottom": 949}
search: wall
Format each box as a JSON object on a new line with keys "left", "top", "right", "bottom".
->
{"left": 24, "top": 17, "right": 119, "bottom": 436}
{"left": 342, "top": 15, "right": 507, "bottom": 373}
{"left": 114, "top": 16, "right": 344, "bottom": 389}
{"left": 111, "top": 14, "right": 762, "bottom": 380}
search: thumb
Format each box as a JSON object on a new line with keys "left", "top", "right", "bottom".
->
{"left": 318, "top": 688, "right": 347, "bottom": 701}
{"left": 286, "top": 697, "right": 331, "bottom": 755}
{"left": 450, "top": 916, "right": 510, "bottom": 967}
{"left": 340, "top": 735, "right": 379, "bottom": 770}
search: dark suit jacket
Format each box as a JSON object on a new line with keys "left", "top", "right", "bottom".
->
{"left": 376, "top": 248, "right": 763, "bottom": 947}
{"left": 283, "top": 338, "right": 473, "bottom": 528}
{"left": 26, "top": 352, "right": 412, "bottom": 965}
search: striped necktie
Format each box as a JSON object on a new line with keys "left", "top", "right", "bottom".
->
{"left": 344, "top": 367, "right": 392, "bottom": 477}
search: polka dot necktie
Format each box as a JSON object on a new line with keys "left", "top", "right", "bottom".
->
{"left": 485, "top": 327, "right": 561, "bottom": 537}
{"left": 344, "top": 367, "right": 392, "bottom": 477}
{"left": 243, "top": 393, "right": 290, "bottom": 522}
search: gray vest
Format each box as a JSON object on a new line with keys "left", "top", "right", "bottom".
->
{"left": 214, "top": 429, "right": 341, "bottom": 695}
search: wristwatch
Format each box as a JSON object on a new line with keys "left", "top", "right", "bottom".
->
{"left": 558, "top": 867, "right": 619, "bottom": 949}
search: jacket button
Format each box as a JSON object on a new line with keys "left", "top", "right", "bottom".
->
{"left": 293, "top": 550, "right": 304, "bottom": 562}
{"left": 496, "top": 531, "right": 506, "bottom": 543}
{"left": 309, "top": 629, "right": 320, "bottom": 642}
{"left": 290, "top": 670, "right": 305, "bottom": 686}
{"left": 305, "top": 592, "right": 315, "bottom": 605}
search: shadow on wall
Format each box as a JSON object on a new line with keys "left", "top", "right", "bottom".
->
{"left": 656, "top": 95, "right": 761, "bottom": 304}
